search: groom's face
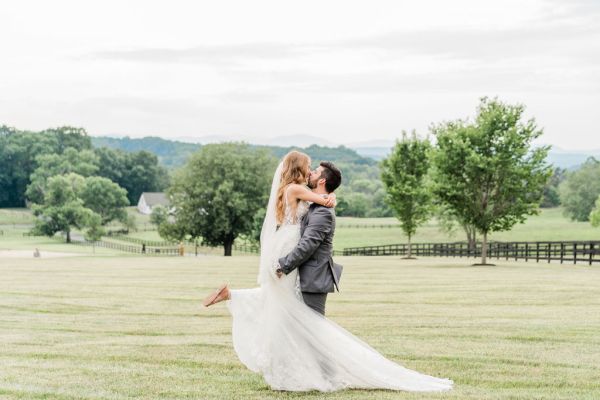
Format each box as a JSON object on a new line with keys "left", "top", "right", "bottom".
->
{"left": 307, "top": 166, "right": 323, "bottom": 189}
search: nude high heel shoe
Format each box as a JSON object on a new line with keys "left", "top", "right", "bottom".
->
{"left": 202, "top": 284, "right": 230, "bottom": 307}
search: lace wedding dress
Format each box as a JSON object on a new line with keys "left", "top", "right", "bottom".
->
{"left": 225, "top": 163, "right": 453, "bottom": 392}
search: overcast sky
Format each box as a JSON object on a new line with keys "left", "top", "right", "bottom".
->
{"left": 2, "top": 0, "right": 599, "bottom": 149}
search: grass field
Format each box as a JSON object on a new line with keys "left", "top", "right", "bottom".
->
{"left": 2, "top": 207, "right": 599, "bottom": 254}
{"left": 335, "top": 207, "right": 599, "bottom": 249}
{"left": 0, "top": 226, "right": 129, "bottom": 256}
{"left": 1, "top": 255, "right": 599, "bottom": 399}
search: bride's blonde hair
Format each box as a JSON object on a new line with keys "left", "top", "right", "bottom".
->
{"left": 276, "top": 151, "right": 311, "bottom": 224}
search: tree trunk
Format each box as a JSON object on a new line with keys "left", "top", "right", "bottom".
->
{"left": 481, "top": 231, "right": 488, "bottom": 265}
{"left": 224, "top": 239, "right": 233, "bottom": 256}
{"left": 66, "top": 230, "right": 71, "bottom": 243}
{"left": 464, "top": 224, "right": 477, "bottom": 253}
{"left": 407, "top": 235, "right": 412, "bottom": 258}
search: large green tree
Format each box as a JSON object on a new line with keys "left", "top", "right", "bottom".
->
{"left": 31, "top": 173, "right": 129, "bottom": 242}
{"left": 381, "top": 131, "right": 433, "bottom": 258}
{"left": 93, "top": 147, "right": 171, "bottom": 204}
{"left": 79, "top": 176, "right": 129, "bottom": 224}
{"left": 31, "top": 174, "right": 98, "bottom": 243}
{"left": 44, "top": 126, "right": 92, "bottom": 152}
{"left": 160, "top": 143, "right": 276, "bottom": 256}
{"left": 123, "top": 151, "right": 170, "bottom": 204}
{"left": 26, "top": 147, "right": 100, "bottom": 204}
{"left": 432, "top": 97, "right": 552, "bottom": 265}
{"left": 559, "top": 158, "right": 600, "bottom": 221}
{"left": 0, "top": 126, "right": 60, "bottom": 207}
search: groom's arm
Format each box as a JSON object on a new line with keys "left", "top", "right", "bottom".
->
{"left": 278, "top": 207, "right": 333, "bottom": 275}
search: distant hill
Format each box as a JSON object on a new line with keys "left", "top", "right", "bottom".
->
{"left": 546, "top": 150, "right": 600, "bottom": 170}
{"left": 92, "top": 135, "right": 600, "bottom": 170}
{"left": 91, "top": 136, "right": 200, "bottom": 168}
{"left": 351, "top": 147, "right": 391, "bottom": 161}
{"left": 91, "top": 136, "right": 376, "bottom": 168}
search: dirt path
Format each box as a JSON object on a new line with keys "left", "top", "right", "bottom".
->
{"left": 0, "top": 250, "right": 82, "bottom": 258}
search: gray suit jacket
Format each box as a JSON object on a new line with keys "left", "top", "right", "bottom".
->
{"left": 278, "top": 203, "right": 343, "bottom": 293}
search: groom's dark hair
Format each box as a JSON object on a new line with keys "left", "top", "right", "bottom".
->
{"left": 319, "top": 161, "right": 342, "bottom": 193}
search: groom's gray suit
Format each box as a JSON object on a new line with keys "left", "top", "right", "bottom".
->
{"left": 278, "top": 203, "right": 343, "bottom": 315}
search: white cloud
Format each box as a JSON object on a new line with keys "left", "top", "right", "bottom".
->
{"left": 0, "top": 0, "right": 598, "bottom": 149}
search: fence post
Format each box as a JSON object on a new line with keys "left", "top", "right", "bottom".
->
{"left": 560, "top": 243, "right": 564, "bottom": 264}
{"left": 574, "top": 243, "right": 577, "bottom": 265}
{"left": 589, "top": 242, "right": 594, "bottom": 266}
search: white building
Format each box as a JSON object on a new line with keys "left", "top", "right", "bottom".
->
{"left": 137, "top": 192, "right": 170, "bottom": 215}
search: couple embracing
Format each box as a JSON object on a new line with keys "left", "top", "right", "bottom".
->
{"left": 203, "top": 151, "right": 453, "bottom": 392}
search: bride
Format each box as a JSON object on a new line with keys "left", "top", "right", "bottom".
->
{"left": 203, "top": 151, "right": 453, "bottom": 392}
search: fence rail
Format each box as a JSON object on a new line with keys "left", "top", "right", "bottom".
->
{"left": 109, "top": 235, "right": 178, "bottom": 247}
{"left": 337, "top": 224, "right": 399, "bottom": 229}
{"left": 70, "top": 238, "right": 181, "bottom": 256}
{"left": 342, "top": 241, "right": 600, "bottom": 265}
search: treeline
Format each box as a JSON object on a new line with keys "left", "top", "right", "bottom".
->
{"left": 0, "top": 125, "right": 169, "bottom": 207}
{"left": 90, "top": 136, "right": 392, "bottom": 217}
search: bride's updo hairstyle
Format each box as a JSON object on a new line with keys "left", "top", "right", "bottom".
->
{"left": 276, "top": 151, "right": 311, "bottom": 225}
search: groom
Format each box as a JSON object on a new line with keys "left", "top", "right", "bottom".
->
{"left": 276, "top": 161, "right": 343, "bottom": 316}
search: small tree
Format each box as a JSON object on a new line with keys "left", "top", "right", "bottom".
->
{"left": 122, "top": 212, "right": 137, "bottom": 233}
{"left": 150, "top": 205, "right": 169, "bottom": 228}
{"left": 559, "top": 158, "right": 600, "bottom": 221}
{"left": 84, "top": 213, "right": 105, "bottom": 254}
{"left": 590, "top": 195, "right": 600, "bottom": 228}
{"left": 161, "top": 143, "right": 276, "bottom": 256}
{"left": 432, "top": 97, "right": 552, "bottom": 265}
{"left": 381, "top": 131, "right": 433, "bottom": 258}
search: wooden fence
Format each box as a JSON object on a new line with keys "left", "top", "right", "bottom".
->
{"left": 337, "top": 224, "right": 399, "bottom": 229}
{"left": 70, "top": 238, "right": 181, "bottom": 255}
{"left": 342, "top": 241, "right": 600, "bottom": 265}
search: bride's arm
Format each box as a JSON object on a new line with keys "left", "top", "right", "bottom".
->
{"left": 288, "top": 184, "right": 336, "bottom": 207}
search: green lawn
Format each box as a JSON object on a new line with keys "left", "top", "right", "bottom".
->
{"left": 334, "top": 208, "right": 600, "bottom": 249}
{"left": 0, "top": 208, "right": 35, "bottom": 225}
{"left": 0, "top": 227, "right": 129, "bottom": 256}
{"left": 2, "top": 207, "right": 599, "bottom": 254}
{"left": 1, "top": 256, "right": 599, "bottom": 399}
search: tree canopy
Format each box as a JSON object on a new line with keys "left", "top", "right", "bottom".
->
{"left": 159, "top": 143, "right": 276, "bottom": 255}
{"left": 0, "top": 126, "right": 169, "bottom": 207}
{"left": 381, "top": 131, "right": 433, "bottom": 257}
{"left": 431, "top": 97, "right": 551, "bottom": 265}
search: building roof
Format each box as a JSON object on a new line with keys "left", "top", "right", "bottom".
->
{"left": 140, "top": 192, "right": 169, "bottom": 207}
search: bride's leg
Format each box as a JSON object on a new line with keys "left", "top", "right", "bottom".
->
{"left": 202, "top": 284, "right": 231, "bottom": 307}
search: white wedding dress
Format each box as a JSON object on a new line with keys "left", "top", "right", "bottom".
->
{"left": 225, "top": 163, "right": 453, "bottom": 392}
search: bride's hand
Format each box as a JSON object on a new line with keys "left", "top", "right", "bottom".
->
{"left": 271, "top": 261, "right": 283, "bottom": 280}
{"left": 324, "top": 193, "right": 337, "bottom": 208}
